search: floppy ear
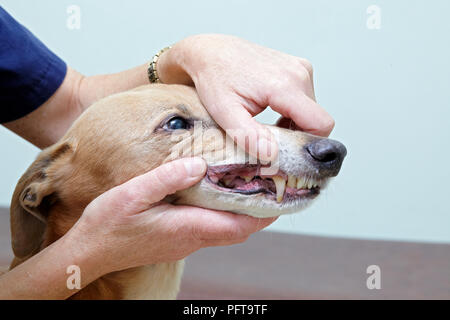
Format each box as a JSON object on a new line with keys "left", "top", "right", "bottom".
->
{"left": 10, "top": 141, "right": 73, "bottom": 259}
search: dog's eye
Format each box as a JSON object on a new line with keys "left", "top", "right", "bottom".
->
{"left": 164, "top": 117, "right": 189, "bottom": 130}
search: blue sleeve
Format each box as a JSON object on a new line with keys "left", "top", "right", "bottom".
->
{"left": 0, "top": 7, "right": 67, "bottom": 123}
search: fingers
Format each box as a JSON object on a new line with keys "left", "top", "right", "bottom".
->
{"left": 92, "top": 157, "right": 207, "bottom": 215}
{"left": 205, "top": 96, "right": 279, "bottom": 162}
{"left": 267, "top": 58, "right": 333, "bottom": 137}
{"left": 183, "top": 206, "right": 277, "bottom": 242}
{"left": 201, "top": 236, "right": 250, "bottom": 247}
{"left": 276, "top": 116, "right": 300, "bottom": 130}
{"left": 295, "top": 58, "right": 316, "bottom": 101}
{"left": 270, "top": 92, "right": 335, "bottom": 137}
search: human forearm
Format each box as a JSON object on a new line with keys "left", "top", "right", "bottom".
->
{"left": 0, "top": 231, "right": 104, "bottom": 299}
{"left": 76, "top": 63, "right": 149, "bottom": 111}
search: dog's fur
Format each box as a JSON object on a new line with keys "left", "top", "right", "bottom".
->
{"left": 8, "top": 84, "right": 345, "bottom": 299}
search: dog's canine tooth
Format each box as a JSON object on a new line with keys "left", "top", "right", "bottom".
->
{"left": 272, "top": 176, "right": 286, "bottom": 203}
{"left": 242, "top": 175, "right": 253, "bottom": 183}
{"left": 287, "top": 175, "right": 297, "bottom": 188}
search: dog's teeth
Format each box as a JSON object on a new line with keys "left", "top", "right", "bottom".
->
{"left": 287, "top": 175, "right": 297, "bottom": 188}
{"left": 223, "top": 176, "right": 234, "bottom": 187}
{"left": 242, "top": 175, "right": 253, "bottom": 183}
{"left": 272, "top": 176, "right": 286, "bottom": 203}
{"left": 291, "top": 176, "right": 321, "bottom": 189}
{"left": 209, "top": 176, "right": 219, "bottom": 183}
{"left": 297, "top": 177, "right": 306, "bottom": 189}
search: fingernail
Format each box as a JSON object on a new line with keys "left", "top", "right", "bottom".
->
{"left": 184, "top": 157, "right": 206, "bottom": 177}
{"left": 257, "top": 138, "right": 278, "bottom": 162}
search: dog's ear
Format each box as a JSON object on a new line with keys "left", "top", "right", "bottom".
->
{"left": 10, "top": 141, "right": 74, "bottom": 259}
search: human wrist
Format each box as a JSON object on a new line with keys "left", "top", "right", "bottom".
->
{"left": 156, "top": 39, "right": 196, "bottom": 85}
{"left": 61, "top": 223, "right": 111, "bottom": 283}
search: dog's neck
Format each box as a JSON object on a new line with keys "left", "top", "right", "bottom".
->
{"left": 69, "top": 261, "right": 185, "bottom": 300}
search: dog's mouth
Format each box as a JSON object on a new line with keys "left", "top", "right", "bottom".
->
{"left": 206, "top": 164, "right": 323, "bottom": 203}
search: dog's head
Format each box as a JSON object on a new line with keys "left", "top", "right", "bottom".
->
{"left": 10, "top": 84, "right": 346, "bottom": 260}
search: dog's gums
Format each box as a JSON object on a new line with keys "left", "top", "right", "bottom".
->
{"left": 206, "top": 164, "right": 322, "bottom": 203}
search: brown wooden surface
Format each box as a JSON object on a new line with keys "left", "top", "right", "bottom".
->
{"left": 0, "top": 207, "right": 449, "bottom": 299}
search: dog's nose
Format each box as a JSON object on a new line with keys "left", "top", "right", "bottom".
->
{"left": 305, "top": 139, "right": 347, "bottom": 176}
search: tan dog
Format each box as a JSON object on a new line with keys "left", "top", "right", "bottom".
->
{"left": 8, "top": 84, "right": 346, "bottom": 299}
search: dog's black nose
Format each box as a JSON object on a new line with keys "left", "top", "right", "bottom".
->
{"left": 305, "top": 139, "right": 347, "bottom": 176}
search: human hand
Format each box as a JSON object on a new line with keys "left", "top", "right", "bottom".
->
{"left": 65, "top": 157, "right": 276, "bottom": 274}
{"left": 157, "top": 34, "right": 335, "bottom": 161}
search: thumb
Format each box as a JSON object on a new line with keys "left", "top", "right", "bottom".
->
{"left": 92, "top": 157, "right": 207, "bottom": 215}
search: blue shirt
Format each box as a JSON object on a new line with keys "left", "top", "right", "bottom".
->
{"left": 0, "top": 7, "right": 67, "bottom": 123}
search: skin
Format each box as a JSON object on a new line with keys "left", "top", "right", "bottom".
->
{"left": 0, "top": 34, "right": 334, "bottom": 299}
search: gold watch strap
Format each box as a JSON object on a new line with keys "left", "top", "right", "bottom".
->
{"left": 147, "top": 46, "right": 172, "bottom": 83}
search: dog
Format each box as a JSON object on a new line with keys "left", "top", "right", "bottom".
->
{"left": 8, "top": 84, "right": 346, "bottom": 299}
